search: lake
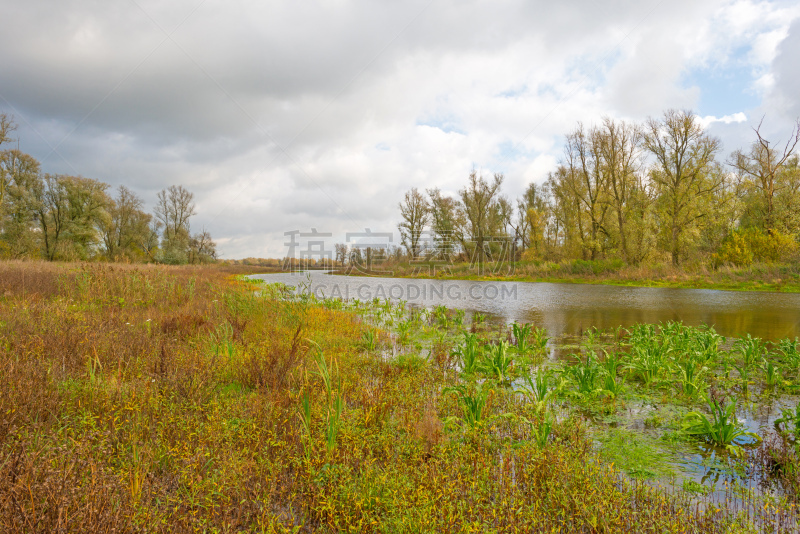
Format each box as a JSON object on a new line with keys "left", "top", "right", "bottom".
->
{"left": 251, "top": 271, "right": 800, "bottom": 341}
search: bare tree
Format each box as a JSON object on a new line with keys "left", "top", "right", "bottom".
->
{"left": 398, "top": 187, "right": 429, "bottom": 258}
{"left": 154, "top": 185, "right": 196, "bottom": 241}
{"left": 334, "top": 243, "right": 348, "bottom": 267}
{"left": 189, "top": 228, "right": 217, "bottom": 263}
{"left": 730, "top": 118, "right": 800, "bottom": 233}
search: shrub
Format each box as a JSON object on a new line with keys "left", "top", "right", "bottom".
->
{"left": 714, "top": 228, "right": 798, "bottom": 266}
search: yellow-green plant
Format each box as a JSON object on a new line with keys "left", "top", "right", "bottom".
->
{"left": 452, "top": 332, "right": 481, "bottom": 375}
{"left": 444, "top": 383, "right": 492, "bottom": 429}
{"left": 681, "top": 395, "right": 760, "bottom": 455}
{"left": 480, "top": 341, "right": 514, "bottom": 382}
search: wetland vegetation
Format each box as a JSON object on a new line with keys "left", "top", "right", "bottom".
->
{"left": 3, "top": 260, "right": 800, "bottom": 532}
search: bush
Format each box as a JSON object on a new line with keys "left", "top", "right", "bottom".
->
{"left": 563, "top": 259, "right": 625, "bottom": 275}
{"left": 714, "top": 228, "right": 798, "bottom": 266}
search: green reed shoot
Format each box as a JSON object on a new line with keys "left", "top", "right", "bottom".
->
{"left": 444, "top": 383, "right": 491, "bottom": 429}
{"left": 567, "top": 352, "right": 600, "bottom": 395}
{"left": 518, "top": 370, "right": 553, "bottom": 406}
{"left": 775, "top": 404, "right": 800, "bottom": 441}
{"left": 533, "top": 410, "right": 554, "bottom": 448}
{"left": 309, "top": 343, "right": 344, "bottom": 456}
{"left": 452, "top": 332, "right": 481, "bottom": 375}
{"left": 397, "top": 321, "right": 412, "bottom": 345}
{"left": 675, "top": 359, "right": 707, "bottom": 397}
{"left": 682, "top": 395, "right": 760, "bottom": 455}
{"left": 531, "top": 326, "right": 549, "bottom": 354}
{"left": 362, "top": 330, "right": 377, "bottom": 351}
{"left": 480, "top": 341, "right": 514, "bottom": 382}
{"left": 512, "top": 322, "right": 532, "bottom": 353}
{"left": 761, "top": 359, "right": 782, "bottom": 388}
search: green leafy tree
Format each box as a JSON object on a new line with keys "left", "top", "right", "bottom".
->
{"left": 34, "top": 174, "right": 111, "bottom": 260}
{"left": 0, "top": 148, "right": 42, "bottom": 258}
{"left": 643, "top": 110, "right": 723, "bottom": 265}
{"left": 101, "top": 185, "right": 154, "bottom": 261}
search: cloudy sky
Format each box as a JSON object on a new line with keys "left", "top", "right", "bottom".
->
{"left": 1, "top": 0, "right": 799, "bottom": 258}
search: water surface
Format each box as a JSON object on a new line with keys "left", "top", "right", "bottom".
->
{"left": 252, "top": 271, "right": 800, "bottom": 340}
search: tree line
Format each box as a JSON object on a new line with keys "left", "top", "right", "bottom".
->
{"left": 0, "top": 114, "right": 216, "bottom": 263}
{"left": 398, "top": 109, "right": 800, "bottom": 267}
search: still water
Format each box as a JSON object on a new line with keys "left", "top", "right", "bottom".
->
{"left": 252, "top": 271, "right": 800, "bottom": 341}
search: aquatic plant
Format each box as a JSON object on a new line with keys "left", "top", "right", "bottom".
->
{"left": 775, "top": 404, "right": 800, "bottom": 441}
{"left": 309, "top": 344, "right": 344, "bottom": 456}
{"left": 530, "top": 326, "right": 550, "bottom": 354}
{"left": 598, "top": 372, "right": 626, "bottom": 399}
{"left": 362, "top": 330, "right": 377, "bottom": 351}
{"left": 396, "top": 320, "right": 412, "bottom": 345}
{"left": 530, "top": 409, "right": 554, "bottom": 448}
{"left": 761, "top": 359, "right": 783, "bottom": 389}
{"left": 518, "top": 369, "right": 553, "bottom": 406}
{"left": 682, "top": 393, "right": 760, "bottom": 455}
{"left": 452, "top": 332, "right": 481, "bottom": 375}
{"left": 433, "top": 305, "right": 449, "bottom": 328}
{"left": 512, "top": 322, "right": 532, "bottom": 353}
{"left": 567, "top": 352, "right": 600, "bottom": 395}
{"left": 444, "top": 383, "right": 492, "bottom": 429}
{"left": 627, "top": 343, "right": 670, "bottom": 387}
{"left": 480, "top": 341, "right": 514, "bottom": 382}
{"left": 675, "top": 358, "right": 708, "bottom": 397}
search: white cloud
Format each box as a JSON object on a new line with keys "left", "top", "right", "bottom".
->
{"left": 698, "top": 112, "right": 749, "bottom": 128}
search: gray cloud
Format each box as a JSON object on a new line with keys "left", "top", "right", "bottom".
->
{"left": 0, "top": 0, "right": 796, "bottom": 258}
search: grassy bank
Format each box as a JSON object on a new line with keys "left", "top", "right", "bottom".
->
{"left": 348, "top": 259, "right": 800, "bottom": 293}
{"left": 0, "top": 261, "right": 797, "bottom": 532}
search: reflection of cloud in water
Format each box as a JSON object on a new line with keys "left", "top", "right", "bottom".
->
{"left": 254, "top": 272, "right": 800, "bottom": 341}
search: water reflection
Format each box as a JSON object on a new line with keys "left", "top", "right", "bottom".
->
{"left": 252, "top": 271, "right": 800, "bottom": 341}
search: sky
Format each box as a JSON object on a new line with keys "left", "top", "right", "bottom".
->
{"left": 1, "top": 0, "right": 799, "bottom": 259}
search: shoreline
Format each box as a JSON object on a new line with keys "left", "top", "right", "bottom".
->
{"left": 322, "top": 268, "right": 800, "bottom": 294}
